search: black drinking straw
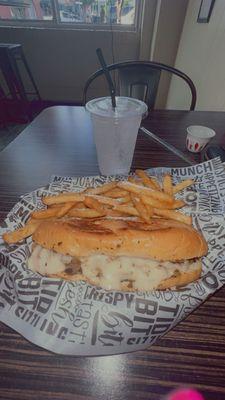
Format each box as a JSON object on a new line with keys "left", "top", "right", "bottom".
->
{"left": 96, "top": 48, "right": 116, "bottom": 109}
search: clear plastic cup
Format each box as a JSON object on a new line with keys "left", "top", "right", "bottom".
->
{"left": 86, "top": 96, "right": 148, "bottom": 175}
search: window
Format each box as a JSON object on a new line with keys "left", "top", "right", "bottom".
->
{"left": 0, "top": 0, "right": 53, "bottom": 20}
{"left": 0, "top": 0, "right": 139, "bottom": 29}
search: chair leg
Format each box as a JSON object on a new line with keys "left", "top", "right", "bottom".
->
{"left": 20, "top": 49, "right": 41, "bottom": 100}
{"left": 0, "top": 57, "right": 19, "bottom": 100}
{"left": 8, "top": 51, "right": 28, "bottom": 102}
{"left": 8, "top": 51, "right": 33, "bottom": 121}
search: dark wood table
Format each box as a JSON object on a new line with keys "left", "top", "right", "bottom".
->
{"left": 0, "top": 106, "right": 225, "bottom": 400}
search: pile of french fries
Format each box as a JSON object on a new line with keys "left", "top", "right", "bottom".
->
{"left": 3, "top": 170, "right": 194, "bottom": 244}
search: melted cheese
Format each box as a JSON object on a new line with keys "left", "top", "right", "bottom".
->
{"left": 80, "top": 255, "right": 198, "bottom": 291}
{"left": 28, "top": 246, "right": 199, "bottom": 291}
{"left": 28, "top": 245, "right": 72, "bottom": 275}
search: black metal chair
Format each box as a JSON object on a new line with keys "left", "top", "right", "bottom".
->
{"left": 83, "top": 60, "right": 197, "bottom": 110}
{"left": 0, "top": 43, "right": 41, "bottom": 124}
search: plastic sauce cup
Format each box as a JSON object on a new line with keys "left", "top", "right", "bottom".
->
{"left": 186, "top": 125, "right": 216, "bottom": 153}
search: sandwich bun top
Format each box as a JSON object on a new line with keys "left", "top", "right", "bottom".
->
{"left": 32, "top": 218, "right": 208, "bottom": 261}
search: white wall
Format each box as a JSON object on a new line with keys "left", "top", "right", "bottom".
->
{"left": 150, "top": 0, "right": 189, "bottom": 108}
{"left": 167, "top": 0, "right": 225, "bottom": 111}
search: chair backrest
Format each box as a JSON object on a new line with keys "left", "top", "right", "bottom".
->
{"left": 83, "top": 60, "right": 197, "bottom": 111}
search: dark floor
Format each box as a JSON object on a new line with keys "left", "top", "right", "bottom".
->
{"left": 0, "top": 123, "right": 27, "bottom": 152}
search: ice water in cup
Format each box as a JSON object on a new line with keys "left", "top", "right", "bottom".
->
{"left": 86, "top": 96, "right": 148, "bottom": 175}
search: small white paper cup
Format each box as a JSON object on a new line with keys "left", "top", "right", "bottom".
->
{"left": 186, "top": 125, "right": 216, "bottom": 153}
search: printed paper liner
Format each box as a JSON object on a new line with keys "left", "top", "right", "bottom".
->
{"left": 0, "top": 158, "right": 225, "bottom": 356}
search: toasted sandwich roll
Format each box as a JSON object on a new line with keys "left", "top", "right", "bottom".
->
{"left": 27, "top": 218, "right": 208, "bottom": 292}
{"left": 32, "top": 218, "right": 208, "bottom": 261}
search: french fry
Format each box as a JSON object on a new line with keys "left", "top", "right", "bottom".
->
{"left": 128, "top": 176, "right": 140, "bottom": 184}
{"left": 171, "top": 199, "right": 186, "bottom": 209}
{"left": 32, "top": 202, "right": 81, "bottom": 219}
{"left": 48, "top": 203, "right": 62, "bottom": 209}
{"left": 84, "top": 197, "right": 106, "bottom": 214}
{"left": 104, "top": 209, "right": 129, "bottom": 217}
{"left": 73, "top": 202, "right": 86, "bottom": 209}
{"left": 135, "top": 169, "right": 161, "bottom": 191}
{"left": 87, "top": 195, "right": 129, "bottom": 208}
{"left": 145, "top": 204, "right": 154, "bottom": 216}
{"left": 173, "top": 179, "right": 194, "bottom": 194}
{"left": 163, "top": 174, "right": 173, "bottom": 195}
{"left": 111, "top": 204, "right": 139, "bottom": 217}
{"left": 94, "top": 194, "right": 131, "bottom": 205}
{"left": 125, "top": 201, "right": 134, "bottom": 207}
{"left": 31, "top": 208, "right": 60, "bottom": 219}
{"left": 3, "top": 220, "right": 41, "bottom": 244}
{"left": 117, "top": 181, "right": 173, "bottom": 203}
{"left": 85, "top": 181, "right": 117, "bottom": 195}
{"left": 141, "top": 195, "right": 172, "bottom": 209}
{"left": 56, "top": 202, "right": 77, "bottom": 218}
{"left": 141, "top": 195, "right": 185, "bottom": 210}
{"left": 152, "top": 208, "right": 192, "bottom": 225}
{"left": 104, "top": 188, "right": 128, "bottom": 198}
{"left": 42, "top": 192, "right": 85, "bottom": 206}
{"left": 117, "top": 195, "right": 131, "bottom": 204}
{"left": 152, "top": 178, "right": 162, "bottom": 191}
{"left": 68, "top": 208, "right": 105, "bottom": 218}
{"left": 131, "top": 194, "right": 152, "bottom": 223}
